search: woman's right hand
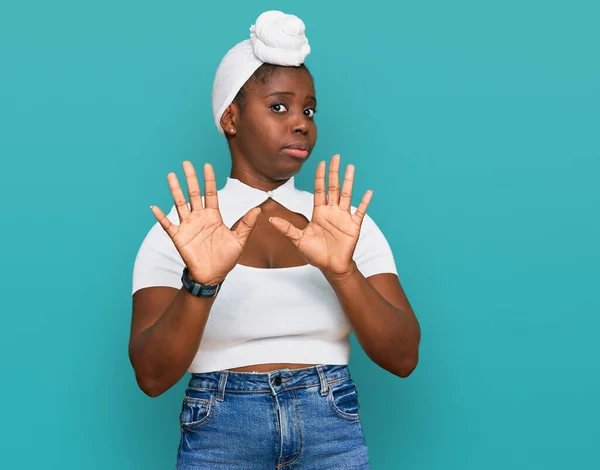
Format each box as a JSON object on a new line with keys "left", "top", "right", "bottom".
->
{"left": 150, "top": 161, "right": 260, "bottom": 286}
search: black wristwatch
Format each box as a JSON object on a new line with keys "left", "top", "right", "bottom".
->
{"left": 181, "top": 268, "right": 224, "bottom": 297}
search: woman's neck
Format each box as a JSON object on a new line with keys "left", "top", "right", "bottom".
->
{"left": 229, "top": 163, "right": 290, "bottom": 192}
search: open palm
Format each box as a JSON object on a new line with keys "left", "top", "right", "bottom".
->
{"left": 269, "top": 155, "right": 372, "bottom": 276}
{"left": 151, "top": 161, "right": 260, "bottom": 285}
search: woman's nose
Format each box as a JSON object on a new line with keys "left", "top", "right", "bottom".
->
{"left": 292, "top": 118, "right": 309, "bottom": 134}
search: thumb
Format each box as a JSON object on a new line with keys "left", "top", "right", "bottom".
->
{"left": 232, "top": 207, "right": 261, "bottom": 245}
{"left": 269, "top": 216, "right": 302, "bottom": 245}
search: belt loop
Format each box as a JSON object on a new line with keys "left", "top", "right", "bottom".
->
{"left": 217, "top": 370, "right": 229, "bottom": 402}
{"left": 316, "top": 365, "right": 328, "bottom": 396}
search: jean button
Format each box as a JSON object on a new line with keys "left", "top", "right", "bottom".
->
{"left": 273, "top": 376, "right": 282, "bottom": 386}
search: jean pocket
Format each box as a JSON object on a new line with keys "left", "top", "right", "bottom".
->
{"left": 179, "top": 389, "right": 216, "bottom": 430}
{"left": 327, "top": 377, "right": 361, "bottom": 422}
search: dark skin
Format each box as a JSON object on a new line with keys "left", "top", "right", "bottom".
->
{"left": 221, "top": 67, "right": 317, "bottom": 371}
{"left": 224, "top": 67, "right": 319, "bottom": 186}
{"left": 129, "top": 67, "right": 420, "bottom": 395}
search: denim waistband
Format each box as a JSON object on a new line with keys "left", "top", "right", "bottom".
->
{"left": 188, "top": 364, "right": 351, "bottom": 395}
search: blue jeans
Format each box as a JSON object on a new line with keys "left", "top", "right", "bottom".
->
{"left": 176, "top": 364, "right": 370, "bottom": 469}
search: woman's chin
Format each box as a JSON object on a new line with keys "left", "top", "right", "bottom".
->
{"left": 271, "top": 159, "right": 307, "bottom": 179}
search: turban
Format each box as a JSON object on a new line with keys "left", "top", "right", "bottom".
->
{"left": 211, "top": 10, "right": 311, "bottom": 135}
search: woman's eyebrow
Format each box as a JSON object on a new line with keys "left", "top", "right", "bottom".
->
{"left": 264, "top": 91, "right": 295, "bottom": 98}
{"left": 264, "top": 91, "right": 317, "bottom": 104}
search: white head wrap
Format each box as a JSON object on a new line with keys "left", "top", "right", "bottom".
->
{"left": 211, "top": 10, "right": 311, "bottom": 135}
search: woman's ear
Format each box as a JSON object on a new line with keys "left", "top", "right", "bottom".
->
{"left": 220, "top": 105, "right": 237, "bottom": 136}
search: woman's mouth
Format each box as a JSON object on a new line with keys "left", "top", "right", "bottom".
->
{"left": 282, "top": 142, "right": 310, "bottom": 159}
{"left": 282, "top": 148, "right": 309, "bottom": 158}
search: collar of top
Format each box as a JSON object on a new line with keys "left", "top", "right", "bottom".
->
{"left": 222, "top": 176, "right": 297, "bottom": 201}
{"left": 217, "top": 176, "right": 312, "bottom": 228}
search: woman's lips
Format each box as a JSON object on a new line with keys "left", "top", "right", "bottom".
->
{"left": 282, "top": 142, "right": 310, "bottom": 159}
{"left": 282, "top": 147, "right": 309, "bottom": 158}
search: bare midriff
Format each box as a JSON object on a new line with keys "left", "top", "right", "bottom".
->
{"left": 228, "top": 363, "right": 317, "bottom": 372}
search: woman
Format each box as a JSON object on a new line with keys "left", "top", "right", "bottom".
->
{"left": 130, "top": 10, "right": 421, "bottom": 469}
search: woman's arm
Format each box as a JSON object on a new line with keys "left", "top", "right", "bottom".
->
{"left": 269, "top": 155, "right": 421, "bottom": 377}
{"left": 324, "top": 266, "right": 420, "bottom": 378}
{"left": 129, "top": 161, "right": 260, "bottom": 397}
{"left": 129, "top": 287, "right": 216, "bottom": 397}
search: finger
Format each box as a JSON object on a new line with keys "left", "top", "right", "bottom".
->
{"left": 232, "top": 207, "right": 261, "bottom": 246}
{"left": 203, "top": 163, "right": 219, "bottom": 210}
{"left": 327, "top": 154, "right": 341, "bottom": 206}
{"left": 314, "top": 160, "right": 327, "bottom": 206}
{"left": 167, "top": 172, "right": 190, "bottom": 220}
{"left": 182, "top": 161, "right": 202, "bottom": 211}
{"left": 269, "top": 216, "right": 303, "bottom": 245}
{"left": 352, "top": 190, "right": 373, "bottom": 226}
{"left": 339, "top": 164, "right": 355, "bottom": 212}
{"left": 150, "top": 205, "right": 179, "bottom": 239}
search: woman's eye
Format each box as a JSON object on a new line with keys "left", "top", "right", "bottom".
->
{"left": 271, "top": 103, "right": 287, "bottom": 113}
{"left": 304, "top": 108, "right": 316, "bottom": 118}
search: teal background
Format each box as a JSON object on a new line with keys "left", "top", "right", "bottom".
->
{"left": 1, "top": 1, "right": 598, "bottom": 468}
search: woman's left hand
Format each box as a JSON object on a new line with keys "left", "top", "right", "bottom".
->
{"left": 269, "top": 154, "right": 372, "bottom": 277}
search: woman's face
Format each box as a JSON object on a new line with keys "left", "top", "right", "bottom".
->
{"left": 227, "top": 67, "right": 318, "bottom": 181}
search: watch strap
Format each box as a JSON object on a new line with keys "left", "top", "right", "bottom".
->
{"left": 181, "top": 268, "right": 223, "bottom": 297}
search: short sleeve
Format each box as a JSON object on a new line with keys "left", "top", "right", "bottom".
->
{"left": 132, "top": 205, "right": 185, "bottom": 295}
{"left": 353, "top": 212, "right": 398, "bottom": 278}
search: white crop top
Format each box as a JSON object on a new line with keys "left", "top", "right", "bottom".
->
{"left": 132, "top": 176, "right": 398, "bottom": 372}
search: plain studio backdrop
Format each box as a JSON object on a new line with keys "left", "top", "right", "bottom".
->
{"left": 0, "top": 1, "right": 598, "bottom": 469}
